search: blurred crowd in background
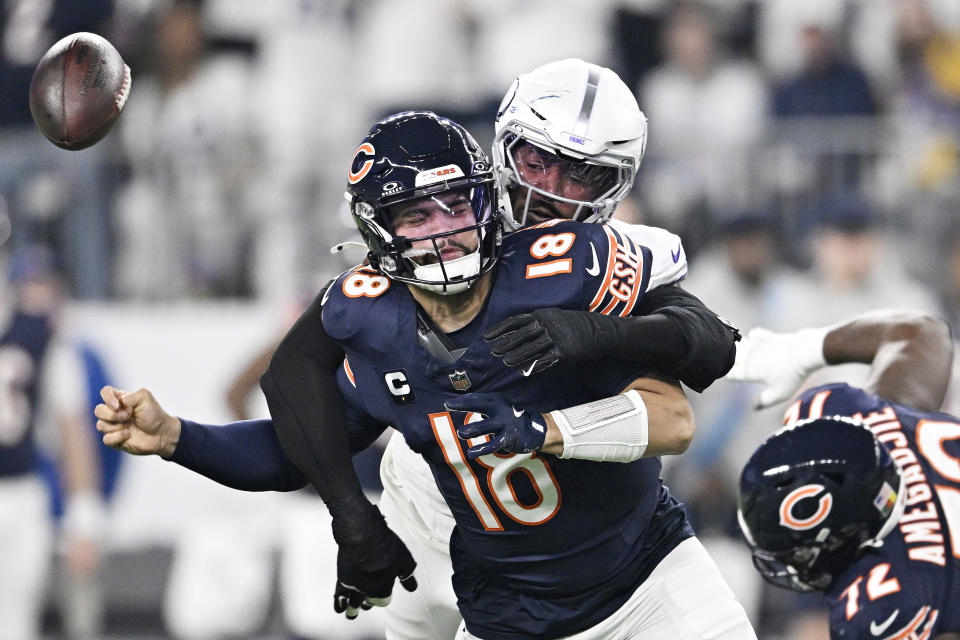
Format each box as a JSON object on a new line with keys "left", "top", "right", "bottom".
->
{"left": 3, "top": 0, "right": 960, "bottom": 639}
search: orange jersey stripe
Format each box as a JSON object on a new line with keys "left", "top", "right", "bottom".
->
{"left": 588, "top": 227, "right": 618, "bottom": 312}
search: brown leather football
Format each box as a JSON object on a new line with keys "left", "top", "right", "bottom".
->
{"left": 29, "top": 32, "right": 131, "bottom": 151}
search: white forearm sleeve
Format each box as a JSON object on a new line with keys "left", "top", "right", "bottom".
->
{"left": 549, "top": 390, "right": 648, "bottom": 463}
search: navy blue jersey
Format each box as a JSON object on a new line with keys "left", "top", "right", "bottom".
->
{"left": 324, "top": 221, "right": 694, "bottom": 638}
{"left": 784, "top": 383, "right": 960, "bottom": 639}
{"left": 0, "top": 311, "right": 52, "bottom": 477}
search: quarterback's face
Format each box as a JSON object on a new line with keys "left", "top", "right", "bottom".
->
{"left": 509, "top": 141, "right": 616, "bottom": 224}
{"left": 388, "top": 190, "right": 480, "bottom": 265}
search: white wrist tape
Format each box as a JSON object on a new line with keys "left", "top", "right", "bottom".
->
{"left": 549, "top": 390, "right": 648, "bottom": 463}
{"left": 62, "top": 490, "right": 107, "bottom": 540}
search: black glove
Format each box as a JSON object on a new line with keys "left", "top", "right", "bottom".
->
{"left": 484, "top": 308, "right": 619, "bottom": 376}
{"left": 329, "top": 495, "right": 417, "bottom": 619}
{"left": 445, "top": 393, "right": 546, "bottom": 458}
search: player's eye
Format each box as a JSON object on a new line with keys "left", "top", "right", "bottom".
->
{"left": 448, "top": 197, "right": 473, "bottom": 214}
{"left": 395, "top": 211, "right": 426, "bottom": 226}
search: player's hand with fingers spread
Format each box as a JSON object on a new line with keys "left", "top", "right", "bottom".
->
{"left": 484, "top": 308, "right": 615, "bottom": 376}
{"left": 446, "top": 392, "right": 549, "bottom": 458}
{"left": 94, "top": 386, "right": 181, "bottom": 457}
{"left": 725, "top": 326, "right": 828, "bottom": 409}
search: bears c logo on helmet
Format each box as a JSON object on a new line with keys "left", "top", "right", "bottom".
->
{"left": 348, "top": 142, "right": 376, "bottom": 184}
{"left": 779, "top": 484, "right": 833, "bottom": 531}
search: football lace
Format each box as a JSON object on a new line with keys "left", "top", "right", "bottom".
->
{"left": 115, "top": 64, "right": 132, "bottom": 111}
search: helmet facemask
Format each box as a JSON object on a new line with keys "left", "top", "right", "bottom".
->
{"left": 742, "top": 515, "right": 894, "bottom": 592}
{"left": 747, "top": 538, "right": 833, "bottom": 592}
{"left": 353, "top": 182, "right": 499, "bottom": 295}
{"left": 494, "top": 130, "right": 635, "bottom": 231}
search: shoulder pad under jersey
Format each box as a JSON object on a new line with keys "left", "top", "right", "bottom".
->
{"left": 505, "top": 219, "right": 652, "bottom": 317}
{"left": 782, "top": 383, "right": 884, "bottom": 426}
{"left": 321, "top": 265, "right": 397, "bottom": 343}
{"left": 607, "top": 219, "right": 686, "bottom": 289}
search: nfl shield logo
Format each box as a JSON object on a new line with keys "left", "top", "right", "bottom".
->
{"left": 448, "top": 370, "right": 472, "bottom": 392}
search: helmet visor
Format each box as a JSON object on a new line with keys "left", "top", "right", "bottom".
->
{"left": 504, "top": 138, "right": 627, "bottom": 225}
{"left": 510, "top": 139, "right": 619, "bottom": 201}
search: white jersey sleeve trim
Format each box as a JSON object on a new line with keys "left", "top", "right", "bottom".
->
{"left": 608, "top": 219, "right": 687, "bottom": 289}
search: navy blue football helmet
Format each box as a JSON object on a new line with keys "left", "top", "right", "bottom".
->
{"left": 737, "top": 416, "right": 905, "bottom": 592}
{"left": 345, "top": 111, "right": 500, "bottom": 295}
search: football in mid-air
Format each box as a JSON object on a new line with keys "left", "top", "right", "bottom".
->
{"left": 29, "top": 32, "right": 131, "bottom": 151}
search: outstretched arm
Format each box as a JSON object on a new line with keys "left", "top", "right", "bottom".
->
{"left": 260, "top": 290, "right": 366, "bottom": 508}
{"left": 260, "top": 286, "right": 417, "bottom": 617}
{"left": 94, "top": 386, "right": 306, "bottom": 491}
{"left": 484, "top": 285, "right": 739, "bottom": 392}
{"left": 631, "top": 285, "right": 741, "bottom": 390}
{"left": 824, "top": 310, "right": 952, "bottom": 411}
{"left": 729, "top": 309, "right": 953, "bottom": 411}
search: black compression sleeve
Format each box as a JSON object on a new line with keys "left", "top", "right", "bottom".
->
{"left": 168, "top": 418, "right": 307, "bottom": 491}
{"left": 610, "top": 285, "right": 740, "bottom": 392}
{"left": 260, "top": 286, "right": 368, "bottom": 511}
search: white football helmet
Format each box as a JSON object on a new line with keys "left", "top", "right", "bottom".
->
{"left": 493, "top": 58, "right": 648, "bottom": 230}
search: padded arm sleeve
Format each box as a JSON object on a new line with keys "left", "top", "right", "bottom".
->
{"left": 260, "top": 286, "right": 369, "bottom": 509}
{"left": 622, "top": 285, "right": 740, "bottom": 392}
{"left": 168, "top": 418, "right": 307, "bottom": 492}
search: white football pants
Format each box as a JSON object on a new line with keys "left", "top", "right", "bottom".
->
{"left": 378, "top": 434, "right": 461, "bottom": 640}
{"left": 379, "top": 431, "right": 757, "bottom": 640}
{"left": 455, "top": 536, "right": 758, "bottom": 640}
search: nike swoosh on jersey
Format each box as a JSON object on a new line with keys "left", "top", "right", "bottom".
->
{"left": 870, "top": 609, "right": 899, "bottom": 636}
{"left": 585, "top": 242, "right": 600, "bottom": 276}
{"left": 512, "top": 406, "right": 524, "bottom": 417}
{"left": 522, "top": 360, "right": 538, "bottom": 377}
{"left": 671, "top": 244, "right": 682, "bottom": 263}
